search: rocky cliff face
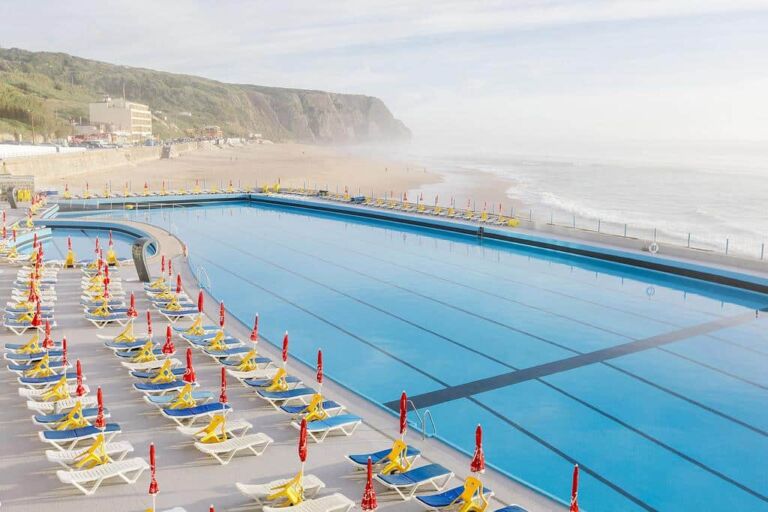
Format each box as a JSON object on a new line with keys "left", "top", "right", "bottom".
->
{"left": 0, "top": 47, "right": 411, "bottom": 143}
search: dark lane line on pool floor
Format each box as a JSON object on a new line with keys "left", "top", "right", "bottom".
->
{"left": 206, "top": 224, "right": 768, "bottom": 435}
{"left": 194, "top": 244, "right": 768, "bottom": 499}
{"left": 391, "top": 309, "right": 766, "bottom": 410}
{"left": 258, "top": 215, "right": 768, "bottom": 358}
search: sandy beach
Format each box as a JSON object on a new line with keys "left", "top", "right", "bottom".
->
{"left": 39, "top": 142, "right": 522, "bottom": 213}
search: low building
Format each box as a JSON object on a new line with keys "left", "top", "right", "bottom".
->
{"left": 201, "top": 125, "right": 223, "bottom": 139}
{"left": 89, "top": 96, "right": 152, "bottom": 141}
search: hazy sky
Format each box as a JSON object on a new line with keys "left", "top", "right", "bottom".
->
{"left": 3, "top": 1, "right": 768, "bottom": 152}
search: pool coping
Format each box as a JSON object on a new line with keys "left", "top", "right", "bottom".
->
{"left": 53, "top": 193, "right": 768, "bottom": 296}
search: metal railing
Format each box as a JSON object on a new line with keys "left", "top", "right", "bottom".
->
{"left": 196, "top": 265, "right": 212, "bottom": 294}
{"left": 406, "top": 399, "right": 438, "bottom": 439}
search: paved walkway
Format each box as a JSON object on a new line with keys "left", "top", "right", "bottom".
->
{"left": 0, "top": 223, "right": 565, "bottom": 510}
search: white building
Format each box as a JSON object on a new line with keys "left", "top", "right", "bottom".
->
{"left": 89, "top": 96, "right": 152, "bottom": 141}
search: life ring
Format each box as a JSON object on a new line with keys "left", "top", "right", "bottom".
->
{"left": 648, "top": 242, "right": 659, "bottom": 254}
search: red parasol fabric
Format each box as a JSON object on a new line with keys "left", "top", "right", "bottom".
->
{"left": 470, "top": 424, "right": 485, "bottom": 473}
{"left": 161, "top": 255, "right": 165, "bottom": 274}
{"left": 361, "top": 456, "right": 378, "bottom": 510}
{"left": 298, "top": 418, "right": 308, "bottom": 463}
{"left": 316, "top": 350, "right": 323, "bottom": 386}
{"left": 42, "top": 320, "right": 54, "bottom": 349}
{"left": 219, "top": 367, "right": 228, "bottom": 404}
{"left": 108, "top": 230, "right": 113, "bottom": 246}
{"left": 219, "top": 302, "right": 225, "bottom": 328}
{"left": 95, "top": 387, "right": 106, "bottom": 428}
{"left": 103, "top": 281, "right": 109, "bottom": 300}
{"left": 570, "top": 464, "right": 580, "bottom": 512}
{"left": 183, "top": 348, "right": 196, "bottom": 383}
{"left": 95, "top": 236, "right": 100, "bottom": 254}
{"left": 400, "top": 391, "right": 408, "bottom": 438}
{"left": 197, "top": 290, "right": 204, "bottom": 313}
{"left": 168, "top": 259, "right": 172, "bottom": 277}
{"left": 176, "top": 274, "right": 182, "bottom": 294}
{"left": 127, "top": 292, "right": 138, "bottom": 318}
{"left": 76, "top": 359, "right": 85, "bottom": 396}
{"left": 281, "top": 332, "right": 289, "bottom": 366}
{"left": 31, "top": 301, "right": 42, "bottom": 327}
{"left": 104, "top": 264, "right": 110, "bottom": 285}
{"left": 33, "top": 232, "right": 37, "bottom": 247}
{"left": 61, "top": 337, "right": 67, "bottom": 366}
{"left": 249, "top": 314, "right": 259, "bottom": 342}
{"left": 146, "top": 311, "right": 153, "bottom": 338}
{"left": 162, "top": 325, "right": 175, "bottom": 355}
{"left": 149, "top": 443, "right": 159, "bottom": 495}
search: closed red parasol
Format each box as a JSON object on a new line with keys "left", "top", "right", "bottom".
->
{"left": 197, "top": 290, "right": 204, "bottom": 313}
{"left": 570, "top": 464, "right": 580, "bottom": 512}
{"left": 219, "top": 367, "right": 228, "bottom": 404}
{"left": 176, "top": 274, "right": 182, "bottom": 294}
{"left": 162, "top": 325, "right": 175, "bottom": 355}
{"left": 470, "top": 424, "right": 485, "bottom": 473}
{"left": 316, "top": 350, "right": 323, "bottom": 389}
{"left": 95, "top": 387, "right": 105, "bottom": 428}
{"left": 298, "top": 418, "right": 308, "bottom": 464}
{"left": 61, "top": 337, "right": 67, "bottom": 366}
{"left": 219, "top": 301, "right": 225, "bottom": 328}
{"left": 249, "top": 313, "right": 259, "bottom": 342}
{"left": 400, "top": 391, "right": 408, "bottom": 438}
{"left": 42, "top": 320, "right": 54, "bottom": 349}
{"left": 183, "top": 348, "right": 196, "bottom": 383}
{"left": 161, "top": 255, "right": 165, "bottom": 274}
{"left": 127, "top": 292, "right": 138, "bottom": 318}
{"left": 31, "top": 300, "right": 42, "bottom": 327}
{"left": 146, "top": 310, "right": 153, "bottom": 338}
{"left": 76, "top": 359, "right": 85, "bottom": 396}
{"left": 281, "top": 332, "right": 289, "bottom": 367}
{"left": 149, "top": 443, "right": 159, "bottom": 505}
{"left": 361, "top": 457, "right": 378, "bottom": 510}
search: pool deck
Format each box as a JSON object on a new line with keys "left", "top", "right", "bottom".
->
{"left": 0, "top": 220, "right": 565, "bottom": 511}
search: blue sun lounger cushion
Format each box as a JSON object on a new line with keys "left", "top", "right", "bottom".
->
{"left": 161, "top": 402, "right": 230, "bottom": 417}
{"left": 281, "top": 400, "right": 342, "bottom": 415}
{"left": 8, "top": 360, "right": 67, "bottom": 372}
{"left": 134, "top": 380, "right": 188, "bottom": 392}
{"left": 495, "top": 506, "right": 529, "bottom": 512}
{"left": 131, "top": 367, "right": 186, "bottom": 379}
{"left": 115, "top": 347, "right": 163, "bottom": 359}
{"left": 348, "top": 445, "right": 422, "bottom": 466}
{"left": 173, "top": 324, "right": 218, "bottom": 333}
{"left": 34, "top": 408, "right": 108, "bottom": 424}
{"left": 41, "top": 423, "right": 121, "bottom": 441}
{"left": 160, "top": 307, "right": 199, "bottom": 316}
{"left": 6, "top": 349, "right": 64, "bottom": 360}
{"left": 145, "top": 390, "right": 214, "bottom": 406}
{"left": 415, "top": 484, "right": 494, "bottom": 509}
{"left": 186, "top": 336, "right": 240, "bottom": 347}
{"left": 204, "top": 346, "right": 250, "bottom": 358}
{"left": 244, "top": 375, "right": 301, "bottom": 388}
{"left": 257, "top": 387, "right": 316, "bottom": 400}
{"left": 20, "top": 371, "right": 77, "bottom": 384}
{"left": 104, "top": 339, "right": 150, "bottom": 350}
{"left": 182, "top": 330, "right": 232, "bottom": 342}
{"left": 221, "top": 356, "right": 272, "bottom": 367}
{"left": 376, "top": 463, "right": 452, "bottom": 488}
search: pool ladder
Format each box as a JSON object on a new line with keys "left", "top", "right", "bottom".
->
{"left": 407, "top": 399, "right": 438, "bottom": 439}
{"left": 196, "top": 265, "right": 213, "bottom": 295}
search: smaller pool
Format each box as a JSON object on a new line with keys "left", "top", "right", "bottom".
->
{"left": 26, "top": 228, "right": 139, "bottom": 261}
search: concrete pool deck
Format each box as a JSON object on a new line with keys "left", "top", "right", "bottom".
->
{"left": 0, "top": 221, "right": 565, "bottom": 511}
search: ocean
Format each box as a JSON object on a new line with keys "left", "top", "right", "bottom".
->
{"left": 377, "top": 141, "right": 768, "bottom": 260}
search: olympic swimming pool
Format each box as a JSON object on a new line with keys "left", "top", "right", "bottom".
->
{"left": 57, "top": 201, "right": 768, "bottom": 511}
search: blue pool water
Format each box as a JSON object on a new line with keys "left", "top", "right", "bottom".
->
{"left": 32, "top": 228, "right": 137, "bottom": 261}
{"left": 67, "top": 202, "right": 768, "bottom": 511}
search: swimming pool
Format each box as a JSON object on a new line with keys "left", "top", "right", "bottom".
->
{"left": 29, "top": 227, "right": 139, "bottom": 261}
{"left": 65, "top": 201, "right": 768, "bottom": 511}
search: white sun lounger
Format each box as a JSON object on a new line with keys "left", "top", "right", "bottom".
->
{"left": 19, "top": 383, "right": 89, "bottom": 399}
{"left": 27, "top": 396, "right": 98, "bottom": 414}
{"left": 236, "top": 474, "right": 325, "bottom": 505}
{"left": 45, "top": 441, "right": 134, "bottom": 469}
{"left": 177, "top": 417, "right": 252, "bottom": 438}
{"left": 120, "top": 357, "right": 181, "bottom": 372}
{"left": 193, "top": 432, "right": 273, "bottom": 464}
{"left": 262, "top": 493, "right": 355, "bottom": 512}
{"left": 290, "top": 415, "right": 362, "bottom": 443}
{"left": 56, "top": 457, "right": 148, "bottom": 495}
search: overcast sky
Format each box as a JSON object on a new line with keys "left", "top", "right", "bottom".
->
{"left": 2, "top": 1, "right": 768, "bottom": 153}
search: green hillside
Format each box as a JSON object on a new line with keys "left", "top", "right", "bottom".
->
{"left": 0, "top": 47, "right": 411, "bottom": 143}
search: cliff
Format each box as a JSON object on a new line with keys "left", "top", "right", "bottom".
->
{"left": 0, "top": 47, "right": 411, "bottom": 143}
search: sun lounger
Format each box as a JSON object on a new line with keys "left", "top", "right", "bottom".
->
{"left": 243, "top": 374, "right": 301, "bottom": 388}
{"left": 27, "top": 396, "right": 97, "bottom": 414}
{"left": 5, "top": 349, "right": 64, "bottom": 361}
{"left": 134, "top": 380, "right": 194, "bottom": 394}
{"left": 346, "top": 445, "right": 422, "bottom": 470}
{"left": 158, "top": 307, "right": 199, "bottom": 323}
{"left": 280, "top": 400, "right": 344, "bottom": 417}
{"left": 185, "top": 335, "right": 241, "bottom": 348}
{"left": 236, "top": 474, "right": 325, "bottom": 505}
{"left": 56, "top": 457, "right": 148, "bottom": 495}
{"left": 20, "top": 383, "right": 88, "bottom": 400}
{"left": 85, "top": 312, "right": 130, "bottom": 328}
{"left": 121, "top": 357, "right": 181, "bottom": 371}
{"left": 39, "top": 423, "right": 121, "bottom": 450}
{"left": 45, "top": 441, "right": 133, "bottom": 469}
{"left": 160, "top": 402, "right": 231, "bottom": 426}
{"left": 145, "top": 390, "right": 214, "bottom": 408}
{"left": 375, "top": 464, "right": 454, "bottom": 500}
{"left": 34, "top": 407, "right": 110, "bottom": 428}
{"left": 262, "top": 493, "right": 355, "bottom": 512}
{"left": 8, "top": 359, "right": 68, "bottom": 373}
{"left": 415, "top": 482, "right": 494, "bottom": 510}
{"left": 103, "top": 338, "right": 151, "bottom": 350}
{"left": 4, "top": 320, "right": 56, "bottom": 336}
{"left": 193, "top": 432, "right": 273, "bottom": 464}
{"left": 291, "top": 414, "right": 362, "bottom": 443}
{"left": 130, "top": 366, "right": 185, "bottom": 379}
{"left": 257, "top": 387, "right": 316, "bottom": 409}
{"left": 495, "top": 507, "right": 529, "bottom": 512}
{"left": 115, "top": 347, "right": 164, "bottom": 359}
{"left": 202, "top": 345, "right": 250, "bottom": 359}
{"left": 177, "top": 417, "right": 252, "bottom": 438}
{"left": 19, "top": 371, "right": 78, "bottom": 387}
